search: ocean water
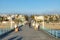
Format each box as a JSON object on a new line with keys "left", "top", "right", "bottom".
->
{"left": 44, "top": 29, "right": 60, "bottom": 38}
{"left": 40, "top": 26, "right": 60, "bottom": 38}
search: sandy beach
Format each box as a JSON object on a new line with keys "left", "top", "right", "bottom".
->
{"left": 44, "top": 22, "right": 60, "bottom": 30}
{"left": 0, "top": 21, "right": 15, "bottom": 29}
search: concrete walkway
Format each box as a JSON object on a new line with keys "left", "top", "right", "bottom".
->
{"left": 2, "top": 25, "right": 60, "bottom": 40}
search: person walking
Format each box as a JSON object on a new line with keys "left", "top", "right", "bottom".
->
{"left": 29, "top": 22, "right": 31, "bottom": 28}
{"left": 15, "top": 24, "right": 19, "bottom": 32}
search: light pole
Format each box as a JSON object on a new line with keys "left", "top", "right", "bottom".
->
{"left": 10, "top": 16, "right": 13, "bottom": 29}
{"left": 40, "top": 16, "right": 44, "bottom": 29}
{"left": 42, "top": 16, "right": 44, "bottom": 29}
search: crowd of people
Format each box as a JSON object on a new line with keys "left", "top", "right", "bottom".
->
{"left": 14, "top": 19, "right": 41, "bottom": 32}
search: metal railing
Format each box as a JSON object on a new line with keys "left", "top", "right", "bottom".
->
{"left": 0, "top": 21, "right": 15, "bottom": 36}
{"left": 41, "top": 27, "right": 60, "bottom": 38}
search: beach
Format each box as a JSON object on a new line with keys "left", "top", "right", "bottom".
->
{"left": 0, "top": 21, "right": 15, "bottom": 29}
{"left": 44, "top": 22, "right": 60, "bottom": 30}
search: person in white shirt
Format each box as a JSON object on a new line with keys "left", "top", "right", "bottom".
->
{"left": 15, "top": 24, "right": 17, "bottom": 28}
{"left": 14, "top": 24, "right": 19, "bottom": 32}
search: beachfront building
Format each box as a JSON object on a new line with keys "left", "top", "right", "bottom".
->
{"left": 44, "top": 15, "right": 60, "bottom": 23}
{"left": 14, "top": 14, "right": 27, "bottom": 26}
{"left": 34, "top": 16, "right": 44, "bottom": 29}
{"left": 31, "top": 15, "right": 44, "bottom": 30}
{"left": 44, "top": 15, "right": 60, "bottom": 29}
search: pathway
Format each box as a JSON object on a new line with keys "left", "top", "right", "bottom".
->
{"left": 1, "top": 25, "right": 60, "bottom": 40}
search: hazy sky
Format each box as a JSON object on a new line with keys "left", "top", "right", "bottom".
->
{"left": 0, "top": 0, "right": 60, "bottom": 14}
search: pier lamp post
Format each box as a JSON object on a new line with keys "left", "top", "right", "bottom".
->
{"left": 43, "top": 17, "right": 44, "bottom": 29}
{"left": 10, "top": 16, "right": 13, "bottom": 29}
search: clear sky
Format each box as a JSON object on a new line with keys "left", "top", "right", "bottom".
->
{"left": 0, "top": 0, "right": 60, "bottom": 14}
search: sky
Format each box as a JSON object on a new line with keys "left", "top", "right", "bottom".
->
{"left": 0, "top": 0, "right": 60, "bottom": 14}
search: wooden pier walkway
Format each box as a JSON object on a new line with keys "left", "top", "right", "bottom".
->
{"left": 1, "top": 25, "right": 60, "bottom": 40}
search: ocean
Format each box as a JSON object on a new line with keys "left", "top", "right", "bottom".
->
{"left": 44, "top": 28, "right": 60, "bottom": 38}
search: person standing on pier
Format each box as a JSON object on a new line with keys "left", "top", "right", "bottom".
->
{"left": 14, "top": 24, "right": 19, "bottom": 32}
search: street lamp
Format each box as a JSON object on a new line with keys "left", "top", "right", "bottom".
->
{"left": 10, "top": 16, "right": 13, "bottom": 29}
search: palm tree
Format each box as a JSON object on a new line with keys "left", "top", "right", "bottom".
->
{"left": 49, "top": 15, "right": 53, "bottom": 22}
{"left": 0, "top": 17, "right": 3, "bottom": 22}
{"left": 14, "top": 18, "right": 20, "bottom": 25}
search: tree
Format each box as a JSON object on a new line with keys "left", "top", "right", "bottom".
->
{"left": 44, "top": 16, "right": 48, "bottom": 22}
{"left": 49, "top": 16, "right": 53, "bottom": 22}
{"left": 25, "top": 15, "right": 28, "bottom": 21}
{"left": 0, "top": 17, "right": 3, "bottom": 22}
{"left": 31, "top": 15, "right": 34, "bottom": 19}
{"left": 14, "top": 18, "right": 20, "bottom": 25}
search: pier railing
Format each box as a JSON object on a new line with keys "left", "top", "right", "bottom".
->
{"left": 41, "top": 26, "right": 60, "bottom": 38}
{"left": 0, "top": 21, "right": 15, "bottom": 38}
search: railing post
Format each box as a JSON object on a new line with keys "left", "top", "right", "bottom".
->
{"left": 56, "top": 30, "right": 58, "bottom": 38}
{"left": 42, "top": 17, "right": 44, "bottom": 29}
